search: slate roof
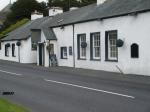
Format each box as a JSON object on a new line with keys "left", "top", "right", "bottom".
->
{"left": 47, "top": 0, "right": 150, "bottom": 27}
{"left": 1, "top": 17, "right": 57, "bottom": 41}
{"left": 2, "top": 0, "right": 150, "bottom": 41}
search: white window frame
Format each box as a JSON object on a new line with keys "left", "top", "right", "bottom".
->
{"left": 92, "top": 33, "right": 101, "bottom": 60}
{"left": 108, "top": 32, "right": 117, "bottom": 60}
{"left": 79, "top": 35, "right": 86, "bottom": 59}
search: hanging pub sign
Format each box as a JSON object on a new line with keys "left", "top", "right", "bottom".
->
{"left": 16, "top": 41, "right": 21, "bottom": 46}
{"left": 81, "top": 42, "right": 87, "bottom": 48}
{"left": 46, "top": 44, "right": 52, "bottom": 51}
{"left": 116, "top": 39, "right": 124, "bottom": 47}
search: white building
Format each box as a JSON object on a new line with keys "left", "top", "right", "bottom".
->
{"left": 37, "top": 0, "right": 150, "bottom": 76}
{"left": 1, "top": 0, "right": 150, "bottom": 76}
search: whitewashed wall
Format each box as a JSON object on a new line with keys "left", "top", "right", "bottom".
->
{"left": 53, "top": 25, "right": 74, "bottom": 67}
{"left": 51, "top": 12, "right": 150, "bottom": 76}
{"left": 0, "top": 38, "right": 37, "bottom": 63}
{"left": 37, "top": 31, "right": 58, "bottom": 67}
{"left": 74, "top": 12, "right": 150, "bottom": 76}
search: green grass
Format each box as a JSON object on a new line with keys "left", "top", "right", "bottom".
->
{"left": 0, "top": 98, "right": 29, "bottom": 112}
{"left": 0, "top": 18, "right": 29, "bottom": 38}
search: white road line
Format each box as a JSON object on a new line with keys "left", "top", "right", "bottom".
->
{"left": 44, "top": 79, "right": 135, "bottom": 99}
{"left": 0, "top": 69, "right": 23, "bottom": 76}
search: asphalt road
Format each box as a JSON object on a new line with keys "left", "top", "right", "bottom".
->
{"left": 0, "top": 61, "right": 150, "bottom": 112}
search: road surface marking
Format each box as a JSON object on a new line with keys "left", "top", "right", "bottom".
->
{"left": 0, "top": 69, "right": 23, "bottom": 76}
{"left": 44, "top": 79, "right": 135, "bottom": 99}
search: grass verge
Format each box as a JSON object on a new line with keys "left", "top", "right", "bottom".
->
{"left": 0, "top": 98, "right": 29, "bottom": 112}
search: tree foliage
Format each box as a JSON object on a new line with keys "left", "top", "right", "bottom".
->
{"left": 48, "top": 0, "right": 96, "bottom": 11}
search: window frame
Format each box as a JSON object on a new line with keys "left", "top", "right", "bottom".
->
{"left": 131, "top": 43, "right": 139, "bottom": 58}
{"left": 12, "top": 44, "right": 16, "bottom": 57}
{"left": 61, "top": 47, "right": 67, "bottom": 59}
{"left": 105, "top": 30, "right": 118, "bottom": 62}
{"left": 77, "top": 34, "right": 86, "bottom": 60}
{"left": 32, "top": 42, "right": 37, "bottom": 51}
{"left": 90, "top": 32, "right": 101, "bottom": 60}
{"left": 5, "top": 45, "right": 9, "bottom": 57}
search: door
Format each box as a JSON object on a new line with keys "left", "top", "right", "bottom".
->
{"left": 39, "top": 43, "right": 44, "bottom": 66}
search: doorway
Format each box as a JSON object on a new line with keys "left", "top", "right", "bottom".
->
{"left": 39, "top": 43, "right": 44, "bottom": 66}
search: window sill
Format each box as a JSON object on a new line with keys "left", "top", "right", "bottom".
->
{"left": 105, "top": 59, "right": 118, "bottom": 62}
{"left": 61, "top": 58, "right": 68, "bottom": 59}
{"left": 90, "top": 59, "right": 101, "bottom": 61}
{"left": 78, "top": 58, "right": 86, "bottom": 60}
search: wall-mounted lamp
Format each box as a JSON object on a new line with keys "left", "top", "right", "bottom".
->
{"left": 116, "top": 39, "right": 124, "bottom": 47}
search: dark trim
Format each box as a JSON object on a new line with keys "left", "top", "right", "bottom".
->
{"left": 1, "top": 37, "right": 29, "bottom": 42}
{"left": 90, "top": 59, "right": 101, "bottom": 61}
{"left": 77, "top": 58, "right": 86, "bottom": 60}
{"left": 5, "top": 44, "right": 9, "bottom": 57}
{"left": 60, "top": 58, "right": 68, "bottom": 59}
{"left": 60, "top": 47, "right": 68, "bottom": 59}
{"left": 12, "top": 44, "right": 16, "bottom": 57}
{"left": 105, "top": 31, "right": 108, "bottom": 60}
{"left": 50, "top": 9, "right": 150, "bottom": 28}
{"left": 105, "top": 30, "right": 118, "bottom": 61}
{"left": 105, "top": 59, "right": 118, "bottom": 62}
{"left": 1, "top": 35, "right": 30, "bottom": 42}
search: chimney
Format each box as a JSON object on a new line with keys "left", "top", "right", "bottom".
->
{"left": 70, "top": 7, "right": 78, "bottom": 11}
{"left": 49, "top": 7, "right": 63, "bottom": 17}
{"left": 97, "top": 0, "right": 107, "bottom": 5}
{"left": 31, "top": 10, "right": 43, "bottom": 20}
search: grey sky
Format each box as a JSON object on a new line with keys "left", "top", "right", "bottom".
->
{"left": 0, "top": 0, "right": 47, "bottom": 11}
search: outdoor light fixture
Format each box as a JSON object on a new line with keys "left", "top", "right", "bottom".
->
{"left": 81, "top": 42, "right": 87, "bottom": 48}
{"left": 116, "top": 39, "right": 124, "bottom": 47}
{"left": 16, "top": 41, "right": 21, "bottom": 46}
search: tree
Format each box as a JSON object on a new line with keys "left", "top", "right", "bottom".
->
{"left": 48, "top": 0, "right": 96, "bottom": 11}
{"left": 7, "top": 0, "right": 46, "bottom": 22}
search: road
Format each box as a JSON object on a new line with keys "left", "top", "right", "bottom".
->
{"left": 0, "top": 61, "right": 150, "bottom": 112}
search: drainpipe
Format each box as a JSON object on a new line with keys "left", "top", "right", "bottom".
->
{"left": 48, "top": 40, "right": 50, "bottom": 67}
{"left": 18, "top": 46, "right": 20, "bottom": 63}
{"left": 16, "top": 41, "right": 21, "bottom": 63}
{"left": 73, "top": 24, "right": 75, "bottom": 68}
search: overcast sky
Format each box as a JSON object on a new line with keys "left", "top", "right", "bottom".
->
{"left": 0, "top": 0, "right": 47, "bottom": 11}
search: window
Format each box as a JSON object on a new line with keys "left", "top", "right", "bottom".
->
{"left": 12, "top": 44, "right": 16, "bottom": 57}
{"left": 61, "top": 47, "right": 67, "bottom": 59}
{"left": 131, "top": 43, "right": 139, "bottom": 58}
{"left": 5, "top": 45, "right": 9, "bottom": 56}
{"left": 32, "top": 42, "right": 37, "bottom": 50}
{"left": 105, "top": 30, "right": 118, "bottom": 61}
{"left": 77, "top": 34, "right": 86, "bottom": 59}
{"left": 90, "top": 32, "right": 101, "bottom": 60}
{"left": 69, "top": 46, "right": 72, "bottom": 55}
